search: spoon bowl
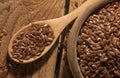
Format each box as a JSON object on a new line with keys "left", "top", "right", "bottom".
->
{"left": 8, "top": 0, "right": 113, "bottom": 64}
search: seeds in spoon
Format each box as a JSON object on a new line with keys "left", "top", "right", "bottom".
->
{"left": 77, "top": 1, "right": 120, "bottom": 78}
{"left": 11, "top": 23, "right": 54, "bottom": 62}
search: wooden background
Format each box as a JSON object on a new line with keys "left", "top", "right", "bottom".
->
{"left": 0, "top": 0, "right": 85, "bottom": 78}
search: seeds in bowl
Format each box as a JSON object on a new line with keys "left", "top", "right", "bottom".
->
{"left": 77, "top": 1, "right": 120, "bottom": 78}
{"left": 11, "top": 23, "right": 54, "bottom": 62}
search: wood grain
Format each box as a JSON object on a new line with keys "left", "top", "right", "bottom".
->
{"left": 69, "top": 0, "right": 86, "bottom": 12}
{"left": 0, "top": 0, "right": 65, "bottom": 78}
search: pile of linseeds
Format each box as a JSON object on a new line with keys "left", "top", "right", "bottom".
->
{"left": 11, "top": 23, "right": 54, "bottom": 62}
{"left": 77, "top": 1, "right": 120, "bottom": 78}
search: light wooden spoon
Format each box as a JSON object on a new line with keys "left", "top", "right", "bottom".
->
{"left": 8, "top": 0, "right": 113, "bottom": 64}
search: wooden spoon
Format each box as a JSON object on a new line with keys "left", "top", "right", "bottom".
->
{"left": 8, "top": 0, "right": 113, "bottom": 64}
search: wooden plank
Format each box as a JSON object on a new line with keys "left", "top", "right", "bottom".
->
{"left": 0, "top": 0, "right": 65, "bottom": 78}
{"left": 0, "top": 1, "right": 13, "bottom": 78}
{"left": 58, "top": 0, "right": 86, "bottom": 78}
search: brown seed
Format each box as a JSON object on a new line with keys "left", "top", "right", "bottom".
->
{"left": 0, "top": 33, "right": 4, "bottom": 38}
{"left": 47, "top": 37, "right": 53, "bottom": 42}
{"left": 114, "top": 70, "right": 120, "bottom": 77}
{"left": 2, "top": 29, "right": 7, "bottom": 36}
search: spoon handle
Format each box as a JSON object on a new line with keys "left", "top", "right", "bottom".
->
{"left": 53, "top": 0, "right": 113, "bottom": 33}
{"left": 64, "top": 0, "right": 112, "bottom": 21}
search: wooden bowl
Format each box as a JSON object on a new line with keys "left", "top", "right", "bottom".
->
{"left": 67, "top": 14, "right": 84, "bottom": 78}
{"left": 67, "top": 1, "right": 114, "bottom": 78}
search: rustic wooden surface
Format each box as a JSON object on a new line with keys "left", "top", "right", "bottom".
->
{"left": 0, "top": 0, "right": 87, "bottom": 78}
{"left": 0, "top": 0, "right": 65, "bottom": 78}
